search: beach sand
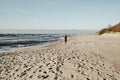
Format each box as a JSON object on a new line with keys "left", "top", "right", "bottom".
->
{"left": 0, "top": 34, "right": 120, "bottom": 80}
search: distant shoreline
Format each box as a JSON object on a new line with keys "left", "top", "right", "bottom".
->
{"left": 0, "top": 30, "right": 96, "bottom": 51}
{"left": 0, "top": 29, "right": 96, "bottom": 34}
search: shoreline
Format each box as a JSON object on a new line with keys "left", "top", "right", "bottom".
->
{"left": 0, "top": 41, "right": 57, "bottom": 53}
{"left": 0, "top": 33, "right": 120, "bottom": 80}
{"left": 0, "top": 33, "right": 76, "bottom": 53}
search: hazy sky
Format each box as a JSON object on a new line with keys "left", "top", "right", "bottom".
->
{"left": 0, "top": 0, "right": 120, "bottom": 30}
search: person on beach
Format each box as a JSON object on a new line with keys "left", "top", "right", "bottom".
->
{"left": 64, "top": 35, "right": 67, "bottom": 44}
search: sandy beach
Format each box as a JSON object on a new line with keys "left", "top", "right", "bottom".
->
{"left": 0, "top": 34, "right": 120, "bottom": 80}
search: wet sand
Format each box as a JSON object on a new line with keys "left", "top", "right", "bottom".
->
{"left": 0, "top": 34, "right": 120, "bottom": 80}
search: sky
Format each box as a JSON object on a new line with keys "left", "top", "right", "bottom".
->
{"left": 0, "top": 0, "right": 120, "bottom": 30}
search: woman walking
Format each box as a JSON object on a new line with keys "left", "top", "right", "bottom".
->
{"left": 64, "top": 35, "right": 67, "bottom": 44}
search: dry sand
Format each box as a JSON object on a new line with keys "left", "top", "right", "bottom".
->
{"left": 0, "top": 34, "right": 120, "bottom": 80}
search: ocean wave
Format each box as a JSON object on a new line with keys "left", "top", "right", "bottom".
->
{"left": 0, "top": 34, "right": 62, "bottom": 51}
